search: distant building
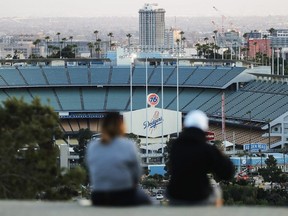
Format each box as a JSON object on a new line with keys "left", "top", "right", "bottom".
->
{"left": 139, "top": 3, "right": 165, "bottom": 52}
{"left": 164, "top": 28, "right": 181, "bottom": 54}
{"left": 248, "top": 39, "right": 271, "bottom": 58}
{"left": 271, "top": 29, "right": 288, "bottom": 48}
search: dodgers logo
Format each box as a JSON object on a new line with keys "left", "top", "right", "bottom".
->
{"left": 143, "top": 111, "right": 163, "bottom": 134}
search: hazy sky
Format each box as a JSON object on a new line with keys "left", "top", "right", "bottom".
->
{"left": 1, "top": 0, "right": 288, "bottom": 17}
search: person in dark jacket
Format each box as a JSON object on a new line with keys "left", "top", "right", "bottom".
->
{"left": 167, "top": 110, "right": 235, "bottom": 205}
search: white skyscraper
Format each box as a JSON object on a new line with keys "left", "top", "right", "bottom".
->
{"left": 139, "top": 3, "right": 165, "bottom": 52}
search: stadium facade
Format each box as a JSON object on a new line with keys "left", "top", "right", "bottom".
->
{"left": 0, "top": 59, "right": 287, "bottom": 150}
{"left": 1, "top": 58, "right": 288, "bottom": 171}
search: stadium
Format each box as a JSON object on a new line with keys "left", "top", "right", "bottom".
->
{"left": 0, "top": 58, "right": 288, "bottom": 169}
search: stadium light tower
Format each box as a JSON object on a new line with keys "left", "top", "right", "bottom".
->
{"left": 130, "top": 53, "right": 136, "bottom": 132}
{"left": 176, "top": 40, "right": 180, "bottom": 136}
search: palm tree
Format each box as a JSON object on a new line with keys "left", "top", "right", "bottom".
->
{"left": 195, "top": 43, "right": 202, "bottom": 57}
{"left": 56, "top": 32, "right": 61, "bottom": 58}
{"left": 45, "top": 36, "right": 50, "bottom": 57}
{"left": 95, "top": 38, "right": 102, "bottom": 58}
{"left": 176, "top": 39, "right": 180, "bottom": 56}
{"left": 126, "top": 33, "right": 132, "bottom": 55}
{"left": 212, "top": 35, "right": 218, "bottom": 59}
{"left": 268, "top": 28, "right": 275, "bottom": 35}
{"left": 62, "top": 38, "right": 67, "bottom": 47}
{"left": 181, "top": 36, "right": 186, "bottom": 54}
{"left": 72, "top": 44, "right": 77, "bottom": 58}
{"left": 263, "top": 34, "right": 268, "bottom": 65}
{"left": 94, "top": 30, "right": 99, "bottom": 42}
{"left": 179, "top": 31, "right": 185, "bottom": 52}
{"left": 32, "top": 39, "right": 41, "bottom": 58}
{"left": 204, "top": 37, "right": 209, "bottom": 44}
{"left": 107, "top": 32, "right": 114, "bottom": 50}
{"left": 69, "top": 36, "right": 73, "bottom": 45}
{"left": 87, "top": 42, "right": 94, "bottom": 58}
{"left": 253, "top": 41, "right": 257, "bottom": 61}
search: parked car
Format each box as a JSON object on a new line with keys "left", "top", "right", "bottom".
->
{"left": 156, "top": 194, "right": 164, "bottom": 200}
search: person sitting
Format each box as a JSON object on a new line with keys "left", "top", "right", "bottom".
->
{"left": 86, "top": 112, "right": 151, "bottom": 206}
{"left": 166, "top": 110, "right": 235, "bottom": 206}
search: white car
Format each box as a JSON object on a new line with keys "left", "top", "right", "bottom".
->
{"left": 156, "top": 194, "right": 164, "bottom": 200}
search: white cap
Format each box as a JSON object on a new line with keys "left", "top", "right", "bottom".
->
{"left": 184, "top": 110, "right": 209, "bottom": 131}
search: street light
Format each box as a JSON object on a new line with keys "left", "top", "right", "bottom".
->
{"left": 130, "top": 53, "right": 136, "bottom": 133}
{"left": 259, "top": 149, "right": 262, "bottom": 168}
{"left": 283, "top": 147, "right": 287, "bottom": 173}
{"left": 246, "top": 111, "right": 252, "bottom": 165}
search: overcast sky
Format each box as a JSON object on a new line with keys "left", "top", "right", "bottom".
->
{"left": 1, "top": 0, "right": 288, "bottom": 17}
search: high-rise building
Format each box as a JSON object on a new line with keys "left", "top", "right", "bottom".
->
{"left": 139, "top": 3, "right": 165, "bottom": 52}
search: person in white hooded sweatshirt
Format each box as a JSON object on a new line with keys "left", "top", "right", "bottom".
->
{"left": 167, "top": 110, "right": 234, "bottom": 205}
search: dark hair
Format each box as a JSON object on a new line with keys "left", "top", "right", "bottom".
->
{"left": 101, "top": 112, "right": 124, "bottom": 144}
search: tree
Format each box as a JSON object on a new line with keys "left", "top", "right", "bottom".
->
{"left": 12, "top": 49, "right": 20, "bottom": 59}
{"left": 126, "top": 33, "right": 132, "bottom": 54}
{"left": 87, "top": 42, "right": 94, "bottom": 58}
{"left": 45, "top": 36, "right": 50, "bottom": 57}
{"left": 253, "top": 41, "right": 257, "bottom": 60}
{"left": 107, "top": 32, "right": 114, "bottom": 50}
{"left": 164, "top": 138, "right": 175, "bottom": 178}
{"left": 56, "top": 32, "right": 61, "bottom": 58}
{"left": 175, "top": 39, "right": 180, "bottom": 55}
{"left": 32, "top": 39, "right": 41, "bottom": 58}
{"left": 5, "top": 54, "right": 12, "bottom": 59}
{"left": 95, "top": 38, "right": 102, "bottom": 58}
{"left": 179, "top": 31, "right": 185, "bottom": 52}
{"left": 258, "top": 155, "right": 283, "bottom": 189}
{"left": 69, "top": 36, "right": 73, "bottom": 45}
{"left": 94, "top": 30, "right": 99, "bottom": 42}
{"left": 0, "top": 97, "right": 62, "bottom": 199}
{"left": 125, "top": 133, "right": 141, "bottom": 148}
{"left": 60, "top": 45, "right": 76, "bottom": 58}
{"left": 268, "top": 28, "right": 275, "bottom": 35}
{"left": 73, "top": 128, "right": 93, "bottom": 166}
{"left": 61, "top": 38, "right": 67, "bottom": 47}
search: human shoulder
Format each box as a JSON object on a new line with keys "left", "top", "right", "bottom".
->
{"left": 87, "top": 139, "right": 101, "bottom": 150}
{"left": 116, "top": 137, "right": 135, "bottom": 146}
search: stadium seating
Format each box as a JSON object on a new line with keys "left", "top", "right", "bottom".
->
{"left": 209, "top": 123, "right": 281, "bottom": 145}
{"left": 82, "top": 87, "right": 106, "bottom": 111}
{"left": 110, "top": 67, "right": 130, "bottom": 85}
{"left": 29, "top": 88, "right": 61, "bottom": 110}
{"left": 90, "top": 67, "right": 110, "bottom": 84}
{"left": 149, "top": 66, "right": 175, "bottom": 85}
{"left": 106, "top": 87, "right": 130, "bottom": 110}
{"left": 0, "top": 68, "right": 26, "bottom": 86}
{"left": 19, "top": 68, "right": 47, "bottom": 85}
{"left": 0, "top": 66, "right": 245, "bottom": 89}
{"left": 55, "top": 88, "right": 82, "bottom": 110}
{"left": 43, "top": 67, "right": 69, "bottom": 85}
{"left": 68, "top": 67, "right": 89, "bottom": 84}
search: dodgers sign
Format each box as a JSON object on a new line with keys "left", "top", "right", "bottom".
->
{"left": 143, "top": 110, "right": 164, "bottom": 135}
{"left": 123, "top": 107, "right": 182, "bottom": 138}
{"left": 147, "top": 93, "right": 159, "bottom": 107}
{"left": 243, "top": 143, "right": 267, "bottom": 152}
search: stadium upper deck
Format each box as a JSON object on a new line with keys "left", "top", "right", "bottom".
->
{"left": 0, "top": 65, "right": 244, "bottom": 89}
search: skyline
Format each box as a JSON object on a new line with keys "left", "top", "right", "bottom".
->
{"left": 0, "top": 0, "right": 288, "bottom": 18}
